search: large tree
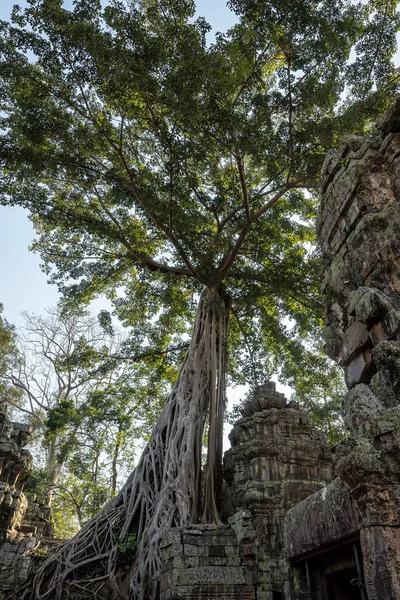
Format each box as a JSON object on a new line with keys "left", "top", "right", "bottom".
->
{"left": 7, "top": 308, "right": 151, "bottom": 522}
{"left": 7, "top": 309, "right": 110, "bottom": 504}
{"left": 0, "top": 0, "right": 399, "bottom": 597}
{"left": 0, "top": 303, "right": 21, "bottom": 407}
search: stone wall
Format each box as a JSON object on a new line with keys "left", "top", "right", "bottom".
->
{"left": 0, "top": 404, "right": 32, "bottom": 541}
{"left": 285, "top": 97, "right": 400, "bottom": 600}
{"left": 0, "top": 404, "right": 59, "bottom": 599}
{"left": 160, "top": 513, "right": 257, "bottom": 600}
{"left": 0, "top": 535, "right": 38, "bottom": 599}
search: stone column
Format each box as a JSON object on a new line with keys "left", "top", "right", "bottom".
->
{"left": 317, "top": 98, "right": 400, "bottom": 600}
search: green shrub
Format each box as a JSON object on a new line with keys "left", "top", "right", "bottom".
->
{"left": 115, "top": 533, "right": 138, "bottom": 569}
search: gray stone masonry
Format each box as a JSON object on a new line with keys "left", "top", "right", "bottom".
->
{"left": 221, "top": 382, "right": 333, "bottom": 600}
{"left": 160, "top": 514, "right": 256, "bottom": 600}
{"left": 305, "top": 97, "right": 400, "bottom": 600}
{"left": 0, "top": 404, "right": 59, "bottom": 599}
{"left": 0, "top": 404, "right": 32, "bottom": 541}
{"left": 284, "top": 478, "right": 361, "bottom": 559}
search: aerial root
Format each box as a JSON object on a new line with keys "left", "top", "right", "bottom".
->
{"left": 19, "top": 288, "right": 230, "bottom": 600}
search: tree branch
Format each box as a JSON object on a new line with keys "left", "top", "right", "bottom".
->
{"left": 92, "top": 186, "right": 191, "bottom": 277}
{"left": 235, "top": 154, "right": 251, "bottom": 223}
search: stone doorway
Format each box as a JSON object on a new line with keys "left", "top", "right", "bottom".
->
{"left": 294, "top": 538, "right": 366, "bottom": 600}
{"left": 325, "top": 567, "right": 362, "bottom": 600}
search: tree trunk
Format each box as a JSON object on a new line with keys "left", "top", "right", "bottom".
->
{"left": 44, "top": 438, "right": 64, "bottom": 508}
{"left": 20, "top": 287, "right": 231, "bottom": 600}
{"left": 111, "top": 425, "right": 124, "bottom": 494}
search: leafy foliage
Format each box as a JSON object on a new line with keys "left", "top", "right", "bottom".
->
{"left": 0, "top": 304, "right": 22, "bottom": 407}
{"left": 115, "top": 534, "right": 138, "bottom": 569}
{"left": 1, "top": 0, "right": 398, "bottom": 398}
{"left": 283, "top": 346, "right": 347, "bottom": 444}
{"left": 6, "top": 308, "right": 151, "bottom": 532}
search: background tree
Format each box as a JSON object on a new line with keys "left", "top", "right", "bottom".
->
{"left": 6, "top": 305, "right": 180, "bottom": 537}
{"left": 0, "top": 0, "right": 399, "bottom": 598}
{"left": 7, "top": 308, "right": 110, "bottom": 505}
{"left": 283, "top": 351, "right": 347, "bottom": 444}
{"left": 0, "top": 303, "right": 21, "bottom": 408}
{"left": 47, "top": 368, "right": 165, "bottom": 535}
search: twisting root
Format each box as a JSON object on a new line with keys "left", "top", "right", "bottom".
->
{"left": 19, "top": 287, "right": 231, "bottom": 600}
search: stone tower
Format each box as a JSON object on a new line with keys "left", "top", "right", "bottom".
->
{"left": 222, "top": 382, "right": 333, "bottom": 599}
{"left": 283, "top": 98, "right": 400, "bottom": 600}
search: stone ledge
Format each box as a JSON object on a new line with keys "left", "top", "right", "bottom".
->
{"left": 284, "top": 478, "right": 361, "bottom": 559}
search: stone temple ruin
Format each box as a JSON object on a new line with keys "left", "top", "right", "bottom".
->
{"left": 0, "top": 402, "right": 57, "bottom": 598}
{"left": 1, "top": 100, "right": 400, "bottom": 598}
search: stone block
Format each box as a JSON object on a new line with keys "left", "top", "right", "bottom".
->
{"left": 183, "top": 544, "right": 208, "bottom": 557}
{"left": 208, "top": 545, "right": 226, "bottom": 557}
{"left": 370, "top": 341, "right": 400, "bottom": 407}
{"left": 182, "top": 533, "right": 204, "bottom": 546}
{"left": 203, "top": 533, "right": 235, "bottom": 545}
{"left": 207, "top": 554, "right": 241, "bottom": 567}
{"left": 349, "top": 287, "right": 391, "bottom": 324}
{"left": 174, "top": 565, "right": 246, "bottom": 587}
{"left": 342, "top": 384, "right": 383, "bottom": 435}
{"left": 361, "top": 526, "right": 400, "bottom": 600}
{"left": 284, "top": 479, "right": 362, "bottom": 559}
{"left": 241, "top": 542, "right": 257, "bottom": 556}
{"left": 160, "top": 529, "right": 182, "bottom": 549}
{"left": 345, "top": 349, "right": 374, "bottom": 388}
{"left": 160, "top": 530, "right": 183, "bottom": 561}
{"left": 334, "top": 437, "right": 385, "bottom": 491}
{"left": 341, "top": 320, "right": 370, "bottom": 365}
{"left": 319, "top": 148, "right": 343, "bottom": 196}
{"left": 244, "top": 565, "right": 258, "bottom": 585}
{"left": 347, "top": 196, "right": 361, "bottom": 226}
{"left": 382, "top": 310, "right": 400, "bottom": 338}
{"left": 369, "top": 320, "right": 389, "bottom": 346}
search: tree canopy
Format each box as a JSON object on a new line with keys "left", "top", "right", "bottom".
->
{"left": 2, "top": 0, "right": 398, "bottom": 387}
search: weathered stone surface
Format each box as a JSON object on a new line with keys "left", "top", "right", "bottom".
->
{"left": 0, "top": 405, "right": 32, "bottom": 542}
{"left": 360, "top": 526, "right": 400, "bottom": 600}
{"left": 284, "top": 478, "right": 361, "bottom": 559}
{"left": 160, "top": 522, "right": 257, "bottom": 600}
{"left": 369, "top": 341, "right": 400, "bottom": 407}
{"left": 22, "top": 494, "right": 54, "bottom": 538}
{"left": 221, "top": 384, "right": 333, "bottom": 599}
{"left": 349, "top": 286, "right": 391, "bottom": 324}
{"left": 223, "top": 406, "right": 332, "bottom": 532}
{"left": 341, "top": 383, "right": 383, "bottom": 435}
{"left": 314, "top": 99, "right": 400, "bottom": 600}
{"left": 345, "top": 348, "right": 374, "bottom": 388}
{"left": 0, "top": 404, "right": 61, "bottom": 598}
{"left": 340, "top": 320, "right": 370, "bottom": 365}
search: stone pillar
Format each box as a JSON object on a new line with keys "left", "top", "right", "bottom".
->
{"left": 317, "top": 98, "right": 400, "bottom": 600}
{"left": 221, "top": 382, "right": 333, "bottom": 599}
